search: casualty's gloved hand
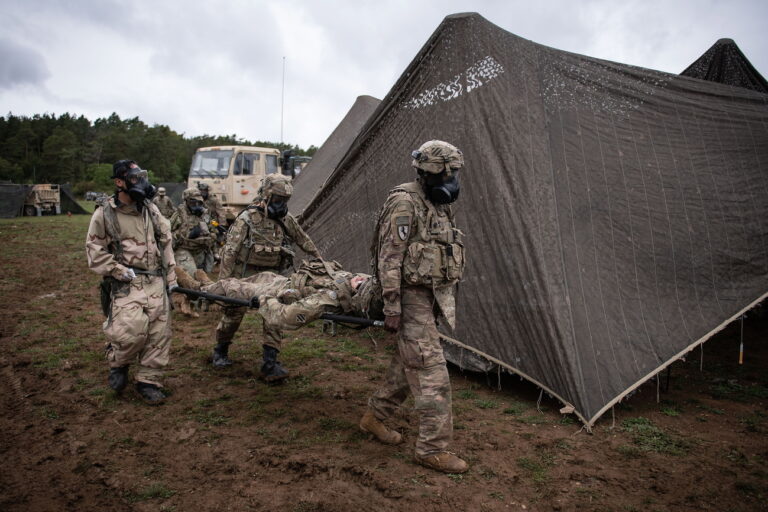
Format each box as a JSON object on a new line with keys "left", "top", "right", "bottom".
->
{"left": 384, "top": 314, "right": 401, "bottom": 332}
{"left": 188, "top": 225, "right": 203, "bottom": 239}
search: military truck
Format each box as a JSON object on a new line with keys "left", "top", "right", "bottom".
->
{"left": 187, "top": 145, "right": 308, "bottom": 222}
{"left": 24, "top": 184, "right": 61, "bottom": 216}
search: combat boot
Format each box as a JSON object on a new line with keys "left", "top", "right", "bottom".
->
{"left": 359, "top": 409, "right": 403, "bottom": 445}
{"left": 193, "top": 269, "right": 214, "bottom": 287}
{"left": 136, "top": 382, "right": 166, "bottom": 405}
{"left": 108, "top": 365, "right": 129, "bottom": 392}
{"left": 212, "top": 342, "right": 233, "bottom": 368}
{"left": 415, "top": 452, "right": 468, "bottom": 474}
{"left": 260, "top": 345, "right": 289, "bottom": 382}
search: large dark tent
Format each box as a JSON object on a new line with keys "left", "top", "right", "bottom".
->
{"left": 292, "top": 95, "right": 381, "bottom": 215}
{"left": 59, "top": 184, "right": 89, "bottom": 215}
{"left": 681, "top": 38, "right": 768, "bottom": 93}
{"left": 0, "top": 184, "right": 31, "bottom": 218}
{"left": 300, "top": 13, "right": 768, "bottom": 427}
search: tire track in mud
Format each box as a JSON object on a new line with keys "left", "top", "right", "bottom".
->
{"left": 0, "top": 355, "right": 30, "bottom": 413}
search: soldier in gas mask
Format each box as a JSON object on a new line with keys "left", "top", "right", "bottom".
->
{"left": 85, "top": 159, "right": 177, "bottom": 404}
{"left": 360, "top": 140, "right": 468, "bottom": 474}
{"left": 212, "top": 174, "right": 322, "bottom": 381}
{"left": 197, "top": 182, "right": 226, "bottom": 225}
{"left": 170, "top": 188, "right": 215, "bottom": 275}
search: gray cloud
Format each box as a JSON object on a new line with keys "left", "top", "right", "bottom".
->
{"left": 0, "top": 38, "right": 50, "bottom": 89}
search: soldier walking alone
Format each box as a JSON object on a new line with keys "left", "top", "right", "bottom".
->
{"left": 360, "top": 140, "right": 469, "bottom": 473}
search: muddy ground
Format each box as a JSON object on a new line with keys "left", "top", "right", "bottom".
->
{"left": 0, "top": 212, "right": 766, "bottom": 512}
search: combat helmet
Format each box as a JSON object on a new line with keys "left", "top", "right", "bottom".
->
{"left": 411, "top": 140, "right": 464, "bottom": 176}
{"left": 258, "top": 174, "right": 294, "bottom": 200}
{"left": 182, "top": 187, "right": 204, "bottom": 202}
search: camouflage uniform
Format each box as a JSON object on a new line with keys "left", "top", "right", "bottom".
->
{"left": 214, "top": 174, "right": 320, "bottom": 366}
{"left": 152, "top": 189, "right": 175, "bottom": 218}
{"left": 201, "top": 260, "right": 381, "bottom": 331}
{"left": 368, "top": 141, "right": 466, "bottom": 459}
{"left": 198, "top": 183, "right": 226, "bottom": 224}
{"left": 85, "top": 197, "right": 177, "bottom": 387}
{"left": 170, "top": 188, "right": 215, "bottom": 274}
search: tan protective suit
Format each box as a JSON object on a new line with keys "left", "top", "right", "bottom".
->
{"left": 85, "top": 197, "right": 177, "bottom": 386}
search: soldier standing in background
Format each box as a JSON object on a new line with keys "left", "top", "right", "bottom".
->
{"left": 212, "top": 174, "right": 322, "bottom": 381}
{"left": 152, "top": 187, "right": 175, "bottom": 218}
{"left": 198, "top": 182, "right": 226, "bottom": 225}
{"left": 359, "top": 140, "right": 469, "bottom": 474}
{"left": 85, "top": 159, "right": 177, "bottom": 404}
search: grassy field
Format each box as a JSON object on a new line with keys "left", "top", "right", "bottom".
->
{"left": 0, "top": 212, "right": 766, "bottom": 512}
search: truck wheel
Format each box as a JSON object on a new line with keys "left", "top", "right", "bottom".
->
{"left": 24, "top": 205, "right": 36, "bottom": 217}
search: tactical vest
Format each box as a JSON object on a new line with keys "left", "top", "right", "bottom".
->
{"left": 98, "top": 196, "right": 167, "bottom": 270}
{"left": 238, "top": 207, "right": 285, "bottom": 268}
{"left": 392, "top": 182, "right": 465, "bottom": 288}
{"left": 289, "top": 259, "right": 355, "bottom": 311}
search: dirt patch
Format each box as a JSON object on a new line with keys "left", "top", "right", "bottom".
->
{"left": 0, "top": 215, "right": 766, "bottom": 511}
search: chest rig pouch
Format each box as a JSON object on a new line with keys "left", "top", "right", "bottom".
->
{"left": 400, "top": 186, "right": 465, "bottom": 287}
{"left": 239, "top": 209, "right": 284, "bottom": 268}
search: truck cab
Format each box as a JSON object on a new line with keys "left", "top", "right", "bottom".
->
{"left": 187, "top": 145, "right": 284, "bottom": 222}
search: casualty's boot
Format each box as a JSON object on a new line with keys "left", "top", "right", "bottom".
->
{"left": 175, "top": 266, "right": 200, "bottom": 290}
{"left": 193, "top": 269, "right": 214, "bottom": 287}
{"left": 260, "top": 345, "right": 289, "bottom": 382}
{"left": 108, "top": 365, "right": 129, "bottom": 392}
{"left": 212, "top": 342, "right": 233, "bottom": 368}
{"left": 136, "top": 382, "right": 166, "bottom": 405}
{"left": 415, "top": 452, "right": 469, "bottom": 474}
{"left": 359, "top": 409, "right": 403, "bottom": 445}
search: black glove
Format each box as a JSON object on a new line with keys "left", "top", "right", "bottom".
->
{"left": 188, "top": 226, "right": 202, "bottom": 239}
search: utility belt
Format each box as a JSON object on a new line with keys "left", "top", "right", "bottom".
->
{"left": 99, "top": 267, "right": 163, "bottom": 318}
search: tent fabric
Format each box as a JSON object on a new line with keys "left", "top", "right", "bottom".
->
{"left": 60, "top": 184, "right": 89, "bottom": 215}
{"left": 292, "top": 95, "right": 381, "bottom": 215}
{"left": 681, "top": 38, "right": 768, "bottom": 93}
{"left": 0, "top": 184, "right": 31, "bottom": 218}
{"left": 300, "top": 13, "right": 768, "bottom": 427}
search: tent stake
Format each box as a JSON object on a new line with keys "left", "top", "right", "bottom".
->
{"left": 537, "top": 389, "right": 544, "bottom": 412}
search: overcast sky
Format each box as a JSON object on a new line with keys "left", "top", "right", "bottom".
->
{"left": 1, "top": 0, "right": 766, "bottom": 149}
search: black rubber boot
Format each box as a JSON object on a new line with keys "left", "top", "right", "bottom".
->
{"left": 260, "top": 345, "right": 289, "bottom": 383}
{"left": 212, "top": 342, "right": 233, "bottom": 367}
{"left": 108, "top": 366, "right": 129, "bottom": 392}
{"left": 136, "top": 382, "right": 166, "bottom": 405}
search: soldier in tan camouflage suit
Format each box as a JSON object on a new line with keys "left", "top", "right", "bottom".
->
{"left": 170, "top": 188, "right": 216, "bottom": 275}
{"left": 213, "top": 174, "right": 321, "bottom": 381}
{"left": 197, "top": 182, "right": 226, "bottom": 225}
{"left": 85, "top": 159, "right": 178, "bottom": 404}
{"left": 152, "top": 187, "right": 175, "bottom": 218}
{"left": 359, "top": 140, "right": 468, "bottom": 474}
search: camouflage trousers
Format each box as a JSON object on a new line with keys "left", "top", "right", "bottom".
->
{"left": 214, "top": 269, "right": 283, "bottom": 350}
{"left": 369, "top": 286, "right": 453, "bottom": 457}
{"left": 175, "top": 248, "right": 214, "bottom": 275}
{"left": 104, "top": 275, "right": 172, "bottom": 387}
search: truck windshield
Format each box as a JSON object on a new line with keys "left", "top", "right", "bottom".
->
{"left": 190, "top": 150, "right": 234, "bottom": 177}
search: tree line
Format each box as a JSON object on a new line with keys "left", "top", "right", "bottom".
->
{"left": 0, "top": 112, "right": 317, "bottom": 195}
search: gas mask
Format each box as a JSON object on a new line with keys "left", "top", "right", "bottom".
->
{"left": 186, "top": 199, "right": 205, "bottom": 216}
{"left": 122, "top": 168, "right": 157, "bottom": 203}
{"left": 266, "top": 194, "right": 289, "bottom": 219}
{"left": 422, "top": 170, "right": 460, "bottom": 204}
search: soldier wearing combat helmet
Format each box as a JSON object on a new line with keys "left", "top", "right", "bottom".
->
{"left": 152, "top": 187, "right": 175, "bottom": 218}
{"left": 360, "top": 140, "right": 468, "bottom": 474}
{"left": 197, "top": 182, "right": 226, "bottom": 225}
{"left": 213, "top": 173, "right": 322, "bottom": 380}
